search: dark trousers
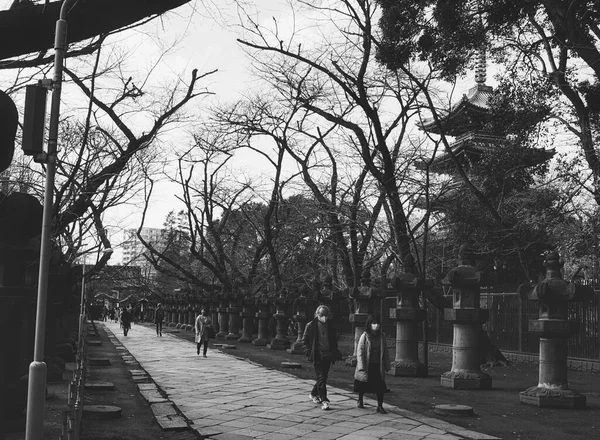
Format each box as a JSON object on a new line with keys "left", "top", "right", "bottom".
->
{"left": 311, "top": 360, "right": 332, "bottom": 402}
{"left": 197, "top": 341, "right": 208, "bottom": 355}
{"left": 156, "top": 320, "right": 163, "bottom": 335}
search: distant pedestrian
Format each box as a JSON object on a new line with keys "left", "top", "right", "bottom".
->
{"left": 155, "top": 303, "right": 165, "bottom": 337}
{"left": 302, "top": 305, "right": 343, "bottom": 410}
{"left": 121, "top": 305, "right": 133, "bottom": 336}
{"left": 109, "top": 307, "right": 115, "bottom": 322}
{"left": 354, "top": 314, "right": 390, "bottom": 414}
{"left": 194, "top": 308, "right": 213, "bottom": 357}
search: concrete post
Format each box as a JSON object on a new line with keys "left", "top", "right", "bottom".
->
{"left": 517, "top": 251, "right": 592, "bottom": 409}
{"left": 441, "top": 244, "right": 491, "bottom": 389}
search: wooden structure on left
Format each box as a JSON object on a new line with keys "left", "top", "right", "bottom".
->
{"left": 0, "top": 0, "right": 191, "bottom": 61}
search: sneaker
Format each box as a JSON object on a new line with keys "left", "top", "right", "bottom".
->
{"left": 321, "top": 401, "right": 330, "bottom": 410}
{"left": 309, "top": 394, "right": 321, "bottom": 404}
{"left": 376, "top": 406, "right": 387, "bottom": 414}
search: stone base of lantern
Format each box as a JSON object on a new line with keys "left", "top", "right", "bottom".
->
{"left": 226, "top": 332, "right": 241, "bottom": 340}
{"left": 252, "top": 337, "right": 268, "bottom": 346}
{"left": 268, "top": 338, "right": 290, "bottom": 350}
{"left": 391, "top": 360, "right": 427, "bottom": 377}
{"left": 519, "top": 386, "right": 586, "bottom": 409}
{"left": 286, "top": 341, "right": 304, "bottom": 354}
{"left": 441, "top": 371, "right": 492, "bottom": 390}
{"left": 238, "top": 334, "right": 253, "bottom": 343}
{"left": 345, "top": 355, "right": 357, "bottom": 367}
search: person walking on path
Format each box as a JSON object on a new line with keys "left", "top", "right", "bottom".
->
{"left": 195, "top": 308, "right": 213, "bottom": 357}
{"left": 121, "top": 305, "right": 133, "bottom": 337}
{"left": 155, "top": 303, "right": 165, "bottom": 337}
{"left": 302, "top": 305, "right": 343, "bottom": 410}
{"left": 354, "top": 313, "right": 391, "bottom": 414}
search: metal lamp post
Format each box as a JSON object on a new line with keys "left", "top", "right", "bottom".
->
{"left": 25, "top": 1, "right": 78, "bottom": 438}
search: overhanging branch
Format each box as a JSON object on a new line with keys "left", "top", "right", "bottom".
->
{"left": 0, "top": 0, "right": 191, "bottom": 61}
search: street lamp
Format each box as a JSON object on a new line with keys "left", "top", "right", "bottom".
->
{"left": 25, "top": 1, "right": 78, "bottom": 439}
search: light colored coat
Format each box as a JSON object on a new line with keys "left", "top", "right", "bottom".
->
{"left": 354, "top": 331, "right": 391, "bottom": 382}
{"left": 194, "top": 314, "right": 212, "bottom": 343}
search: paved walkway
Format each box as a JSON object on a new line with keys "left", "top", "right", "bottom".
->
{"left": 100, "top": 321, "right": 499, "bottom": 440}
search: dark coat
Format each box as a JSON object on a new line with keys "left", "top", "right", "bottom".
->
{"left": 301, "top": 317, "right": 343, "bottom": 364}
{"left": 121, "top": 309, "right": 132, "bottom": 324}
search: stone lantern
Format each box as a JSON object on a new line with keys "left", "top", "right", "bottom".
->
{"left": 268, "top": 290, "right": 290, "bottom": 350}
{"left": 346, "top": 271, "right": 389, "bottom": 367}
{"left": 517, "top": 251, "right": 593, "bottom": 409}
{"left": 238, "top": 295, "right": 255, "bottom": 343}
{"left": 226, "top": 294, "right": 242, "bottom": 341}
{"left": 253, "top": 296, "right": 270, "bottom": 346}
{"left": 318, "top": 276, "right": 346, "bottom": 334}
{"left": 287, "top": 287, "right": 309, "bottom": 354}
{"left": 216, "top": 294, "right": 230, "bottom": 339}
{"left": 390, "top": 255, "right": 428, "bottom": 377}
{"left": 441, "top": 244, "right": 491, "bottom": 389}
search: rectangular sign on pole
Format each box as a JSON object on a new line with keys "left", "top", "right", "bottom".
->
{"left": 22, "top": 83, "right": 47, "bottom": 156}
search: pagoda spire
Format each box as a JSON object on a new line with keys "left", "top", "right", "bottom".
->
{"left": 474, "top": 48, "right": 487, "bottom": 85}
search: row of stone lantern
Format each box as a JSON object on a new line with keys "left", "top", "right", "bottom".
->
{"left": 145, "top": 245, "right": 591, "bottom": 410}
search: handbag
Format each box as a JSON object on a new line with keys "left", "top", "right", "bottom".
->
{"left": 206, "top": 325, "right": 215, "bottom": 339}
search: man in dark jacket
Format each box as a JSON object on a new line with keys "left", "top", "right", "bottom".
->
{"left": 155, "top": 303, "right": 165, "bottom": 337}
{"left": 121, "top": 305, "right": 133, "bottom": 336}
{"left": 302, "top": 305, "right": 342, "bottom": 410}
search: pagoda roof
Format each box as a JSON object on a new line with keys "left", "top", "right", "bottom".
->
{"left": 415, "top": 132, "right": 555, "bottom": 173}
{"left": 420, "top": 84, "right": 494, "bottom": 136}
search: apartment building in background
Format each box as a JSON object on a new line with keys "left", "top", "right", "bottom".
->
{"left": 121, "top": 227, "right": 165, "bottom": 276}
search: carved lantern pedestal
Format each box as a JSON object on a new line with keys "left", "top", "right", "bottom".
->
{"left": 238, "top": 298, "right": 254, "bottom": 343}
{"left": 253, "top": 298, "right": 270, "bottom": 346}
{"left": 268, "top": 292, "right": 290, "bottom": 350}
{"left": 287, "top": 290, "right": 308, "bottom": 355}
{"left": 390, "top": 263, "right": 428, "bottom": 377}
{"left": 517, "top": 252, "right": 592, "bottom": 409}
{"left": 226, "top": 298, "right": 242, "bottom": 341}
{"left": 441, "top": 245, "right": 491, "bottom": 390}
{"left": 216, "top": 297, "right": 230, "bottom": 339}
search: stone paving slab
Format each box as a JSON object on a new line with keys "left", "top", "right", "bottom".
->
{"left": 150, "top": 402, "right": 179, "bottom": 417}
{"left": 140, "top": 388, "right": 169, "bottom": 404}
{"left": 156, "top": 414, "right": 189, "bottom": 431}
{"left": 101, "top": 321, "right": 500, "bottom": 440}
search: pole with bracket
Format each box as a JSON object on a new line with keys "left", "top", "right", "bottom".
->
{"left": 25, "top": 1, "right": 77, "bottom": 438}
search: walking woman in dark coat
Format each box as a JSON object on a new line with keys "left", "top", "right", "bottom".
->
{"left": 354, "top": 314, "right": 391, "bottom": 413}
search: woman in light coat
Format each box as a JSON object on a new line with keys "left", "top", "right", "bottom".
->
{"left": 194, "top": 308, "right": 213, "bottom": 357}
{"left": 354, "top": 314, "right": 391, "bottom": 413}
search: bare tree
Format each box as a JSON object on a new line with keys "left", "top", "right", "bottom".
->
{"left": 235, "top": 0, "right": 432, "bottom": 280}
